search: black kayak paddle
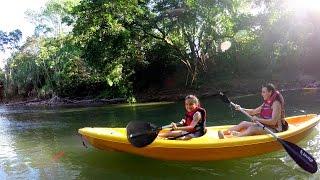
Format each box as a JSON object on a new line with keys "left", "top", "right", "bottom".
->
{"left": 126, "top": 121, "right": 173, "bottom": 148}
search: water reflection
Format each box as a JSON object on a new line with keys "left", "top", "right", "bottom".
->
{"left": 0, "top": 89, "right": 319, "bottom": 179}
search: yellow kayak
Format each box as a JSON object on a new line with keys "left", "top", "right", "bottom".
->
{"left": 78, "top": 114, "right": 320, "bottom": 161}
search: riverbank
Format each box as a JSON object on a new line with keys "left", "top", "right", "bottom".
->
{"left": 3, "top": 77, "right": 320, "bottom": 107}
{"left": 135, "top": 78, "right": 320, "bottom": 102}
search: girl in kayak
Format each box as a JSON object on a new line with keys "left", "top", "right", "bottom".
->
{"left": 159, "top": 95, "right": 206, "bottom": 140}
{"left": 218, "top": 83, "right": 288, "bottom": 138}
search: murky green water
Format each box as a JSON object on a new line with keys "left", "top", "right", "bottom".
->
{"left": 0, "top": 89, "right": 319, "bottom": 179}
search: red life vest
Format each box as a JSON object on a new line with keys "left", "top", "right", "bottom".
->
{"left": 184, "top": 107, "right": 206, "bottom": 132}
{"left": 260, "top": 91, "right": 288, "bottom": 131}
{"left": 260, "top": 91, "right": 283, "bottom": 119}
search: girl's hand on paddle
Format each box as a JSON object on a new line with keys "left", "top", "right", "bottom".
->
{"left": 251, "top": 116, "right": 259, "bottom": 123}
{"left": 234, "top": 104, "right": 241, "bottom": 111}
{"left": 178, "top": 119, "right": 185, "bottom": 126}
{"left": 171, "top": 122, "right": 178, "bottom": 130}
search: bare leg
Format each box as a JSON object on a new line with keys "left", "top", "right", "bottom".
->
{"left": 224, "top": 121, "right": 254, "bottom": 134}
{"left": 158, "top": 130, "right": 183, "bottom": 138}
{"left": 235, "top": 125, "right": 266, "bottom": 137}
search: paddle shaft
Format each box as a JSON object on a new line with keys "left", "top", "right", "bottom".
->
{"left": 129, "top": 124, "right": 174, "bottom": 138}
{"left": 162, "top": 124, "right": 174, "bottom": 129}
{"left": 229, "top": 102, "right": 278, "bottom": 139}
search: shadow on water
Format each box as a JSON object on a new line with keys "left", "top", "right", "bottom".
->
{"left": 0, "top": 89, "right": 319, "bottom": 179}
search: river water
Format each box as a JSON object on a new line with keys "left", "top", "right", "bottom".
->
{"left": 0, "top": 89, "right": 319, "bottom": 179}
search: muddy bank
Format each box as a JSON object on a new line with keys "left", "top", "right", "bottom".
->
{"left": 135, "top": 79, "right": 320, "bottom": 103}
{"left": 4, "top": 79, "right": 320, "bottom": 107}
{"left": 5, "top": 96, "right": 126, "bottom": 107}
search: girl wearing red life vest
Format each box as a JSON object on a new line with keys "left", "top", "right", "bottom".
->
{"left": 218, "top": 83, "right": 288, "bottom": 138}
{"left": 159, "top": 95, "right": 206, "bottom": 140}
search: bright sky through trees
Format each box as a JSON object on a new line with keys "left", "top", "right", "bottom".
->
{"left": 0, "top": 0, "right": 48, "bottom": 68}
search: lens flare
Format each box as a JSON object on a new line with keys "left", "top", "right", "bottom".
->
{"left": 221, "top": 41, "right": 232, "bottom": 52}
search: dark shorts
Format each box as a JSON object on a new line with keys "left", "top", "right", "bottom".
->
{"left": 181, "top": 130, "right": 205, "bottom": 138}
{"left": 253, "top": 124, "right": 280, "bottom": 133}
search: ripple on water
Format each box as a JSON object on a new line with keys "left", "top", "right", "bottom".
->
{"left": 0, "top": 165, "right": 6, "bottom": 179}
{"left": 0, "top": 90, "right": 319, "bottom": 179}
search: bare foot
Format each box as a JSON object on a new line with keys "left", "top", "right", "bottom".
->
{"left": 218, "top": 130, "right": 225, "bottom": 139}
{"left": 223, "top": 130, "right": 231, "bottom": 135}
{"left": 157, "top": 136, "right": 168, "bottom": 140}
{"left": 231, "top": 131, "right": 241, "bottom": 136}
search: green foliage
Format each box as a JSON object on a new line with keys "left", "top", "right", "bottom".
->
{"left": 6, "top": 53, "right": 43, "bottom": 96}
{"left": 3, "top": 0, "right": 320, "bottom": 102}
{"left": 134, "top": 42, "right": 180, "bottom": 90}
{"left": 25, "top": 0, "right": 79, "bottom": 36}
{"left": 0, "top": 69, "right": 5, "bottom": 82}
{"left": 0, "top": 29, "right": 22, "bottom": 51}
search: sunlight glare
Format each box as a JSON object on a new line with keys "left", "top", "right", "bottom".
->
{"left": 286, "top": 0, "right": 320, "bottom": 13}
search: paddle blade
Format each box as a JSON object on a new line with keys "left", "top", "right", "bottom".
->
{"left": 278, "top": 138, "right": 318, "bottom": 173}
{"left": 219, "top": 92, "right": 231, "bottom": 104}
{"left": 126, "top": 121, "right": 159, "bottom": 148}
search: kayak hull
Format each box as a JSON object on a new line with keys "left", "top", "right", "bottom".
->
{"left": 79, "top": 114, "right": 320, "bottom": 161}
